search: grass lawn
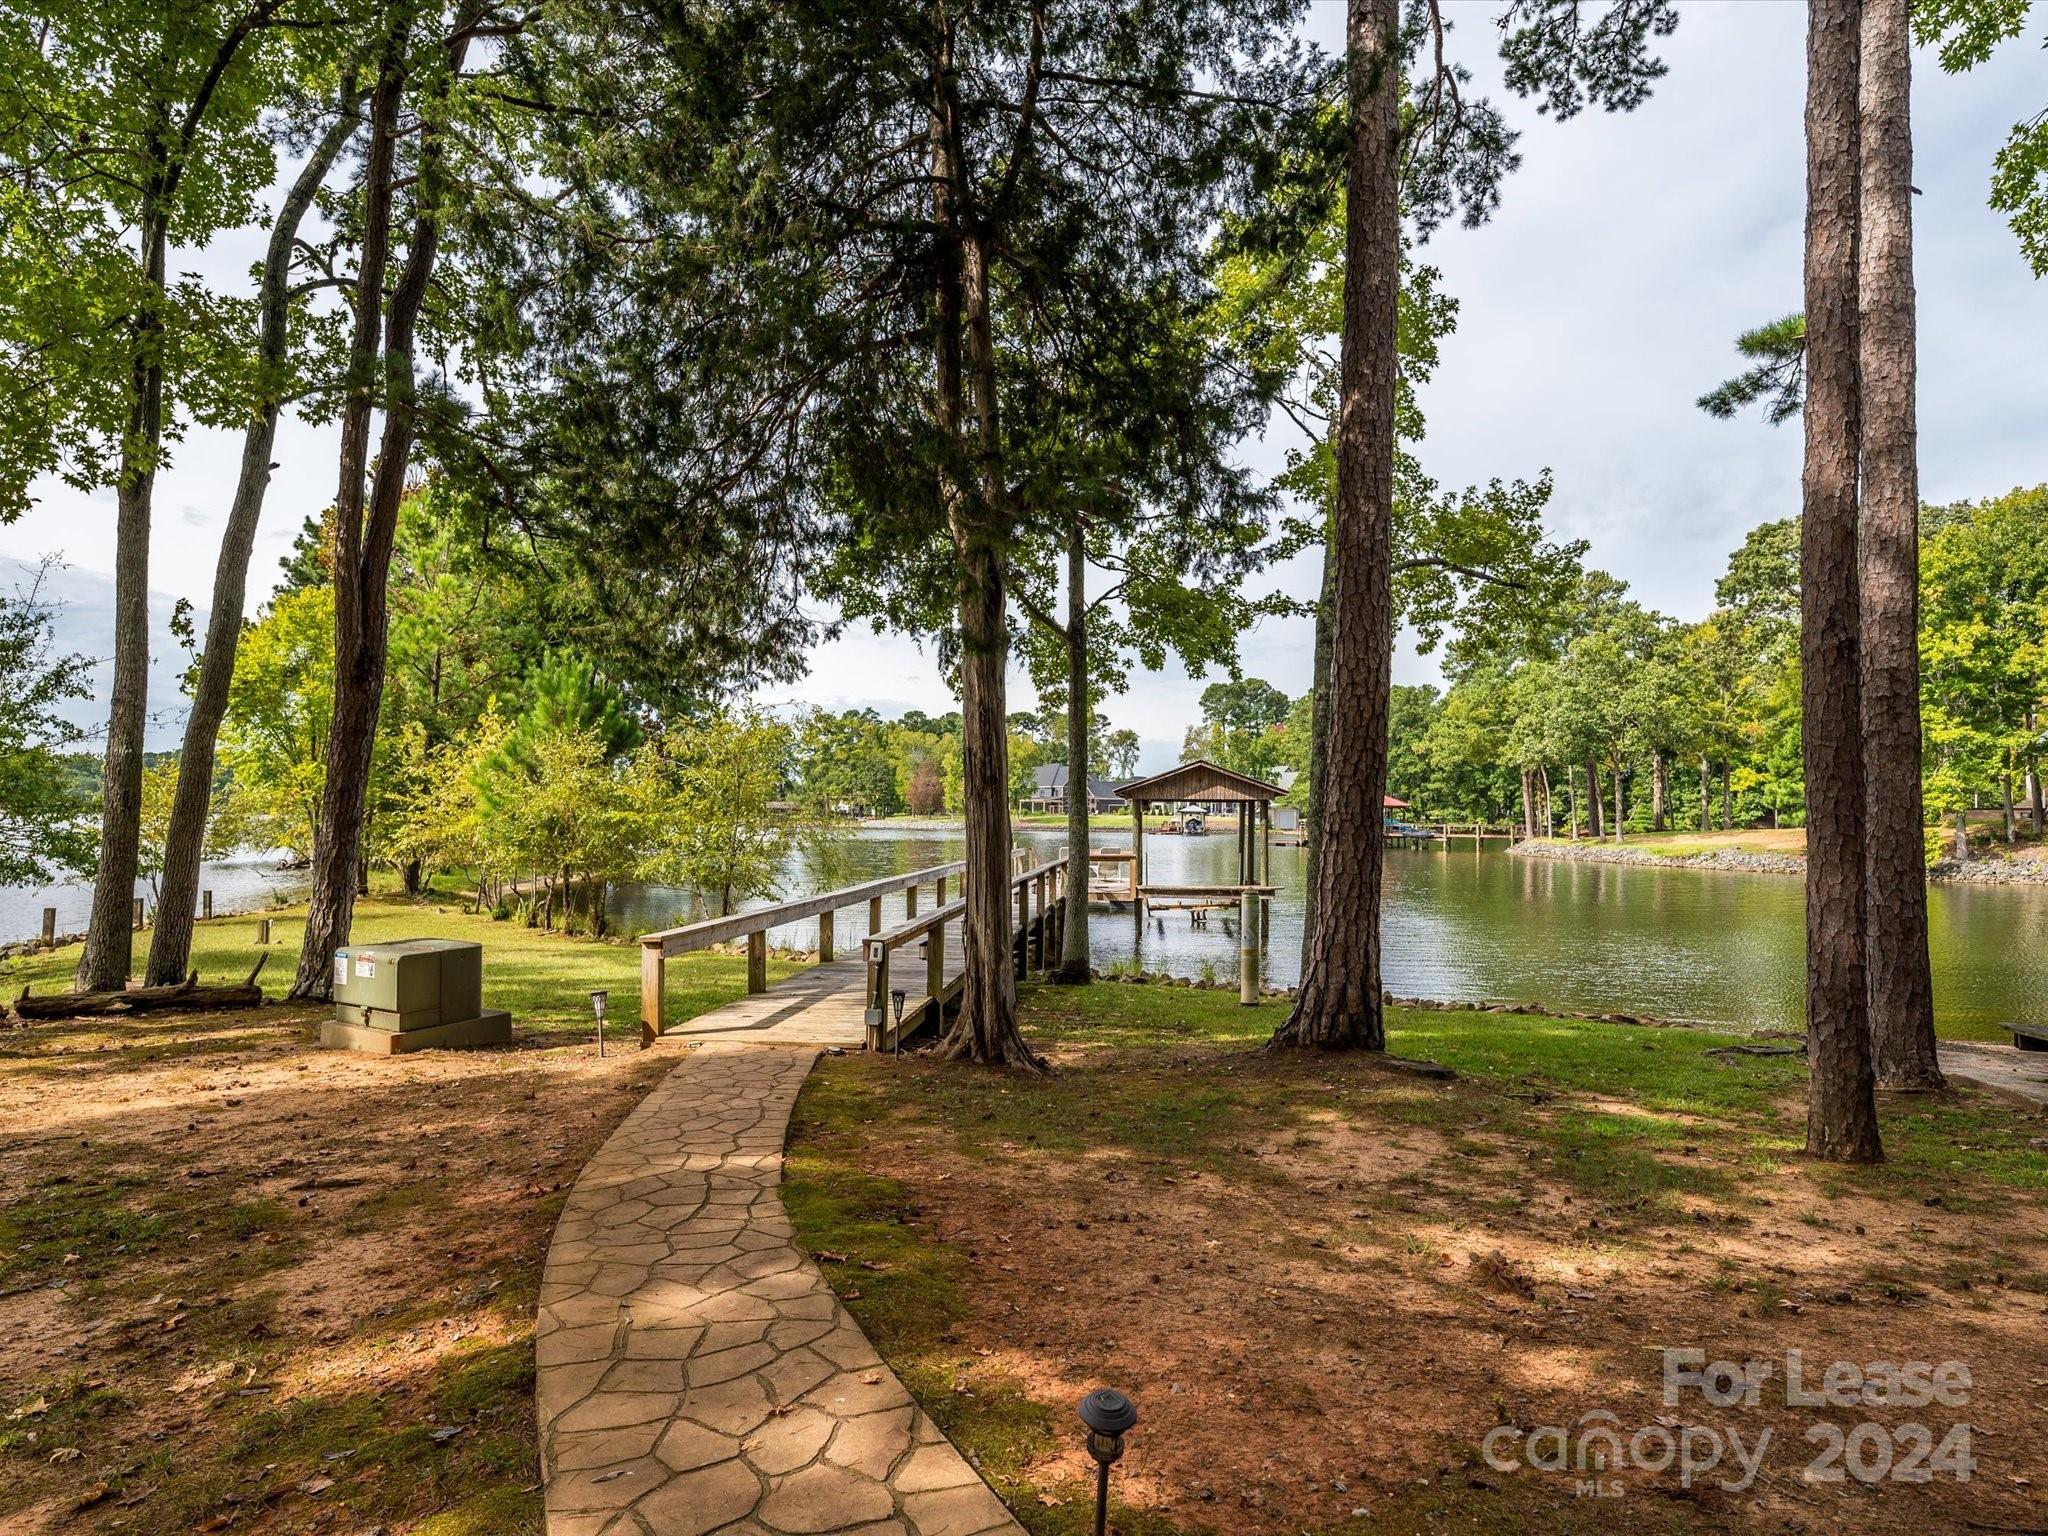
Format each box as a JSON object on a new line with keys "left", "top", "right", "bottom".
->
{"left": 786, "top": 983, "right": 2048, "bottom": 1536}
{"left": 0, "top": 888, "right": 797, "bottom": 1535}
{"left": 1, "top": 881, "right": 803, "bottom": 1046}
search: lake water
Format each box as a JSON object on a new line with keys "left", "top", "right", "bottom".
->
{"left": 9, "top": 826, "right": 2043, "bottom": 1035}
{"left": 600, "top": 825, "right": 2048, "bottom": 1036}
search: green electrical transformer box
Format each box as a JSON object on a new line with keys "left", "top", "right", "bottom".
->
{"left": 322, "top": 938, "right": 510, "bottom": 1054}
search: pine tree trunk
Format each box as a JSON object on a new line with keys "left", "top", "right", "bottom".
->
{"left": 1801, "top": 0, "right": 1883, "bottom": 1162}
{"left": 1856, "top": 0, "right": 1942, "bottom": 1092}
{"left": 1538, "top": 765, "right": 1552, "bottom": 835}
{"left": 293, "top": 18, "right": 452, "bottom": 999}
{"left": 76, "top": 175, "right": 170, "bottom": 993}
{"left": 149, "top": 99, "right": 360, "bottom": 985}
{"left": 1612, "top": 764, "right": 1625, "bottom": 842}
{"left": 1300, "top": 544, "right": 1334, "bottom": 964}
{"left": 1652, "top": 752, "right": 1668, "bottom": 831}
{"left": 1520, "top": 769, "right": 1534, "bottom": 839}
{"left": 1271, "top": 0, "right": 1397, "bottom": 1052}
{"left": 1722, "top": 764, "right": 1734, "bottom": 829}
{"left": 1057, "top": 521, "right": 1091, "bottom": 982}
{"left": 1567, "top": 764, "right": 1579, "bottom": 840}
{"left": 1699, "top": 755, "right": 1712, "bottom": 834}
{"left": 1584, "top": 758, "right": 1604, "bottom": 839}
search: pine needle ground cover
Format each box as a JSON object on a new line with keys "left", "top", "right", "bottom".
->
{"left": 786, "top": 984, "right": 2048, "bottom": 1536}
{"left": 0, "top": 895, "right": 793, "bottom": 1535}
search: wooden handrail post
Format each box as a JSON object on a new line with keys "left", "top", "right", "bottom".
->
{"left": 746, "top": 930, "right": 768, "bottom": 994}
{"left": 905, "top": 884, "right": 918, "bottom": 919}
{"left": 865, "top": 940, "right": 891, "bottom": 1050}
{"left": 926, "top": 917, "right": 945, "bottom": 1028}
{"left": 936, "top": 873, "right": 947, "bottom": 904}
{"left": 1032, "top": 874, "right": 1046, "bottom": 970}
{"left": 869, "top": 895, "right": 883, "bottom": 935}
{"left": 818, "top": 908, "right": 834, "bottom": 963}
{"left": 1014, "top": 879, "right": 1028, "bottom": 978}
{"left": 641, "top": 943, "right": 665, "bottom": 1044}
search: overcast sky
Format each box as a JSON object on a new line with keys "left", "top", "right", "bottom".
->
{"left": 8, "top": 1, "right": 2045, "bottom": 769}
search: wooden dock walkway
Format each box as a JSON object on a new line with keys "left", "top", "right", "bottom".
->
{"left": 652, "top": 927, "right": 969, "bottom": 1049}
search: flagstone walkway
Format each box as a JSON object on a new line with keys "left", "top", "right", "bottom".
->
{"left": 537, "top": 1040, "right": 1024, "bottom": 1536}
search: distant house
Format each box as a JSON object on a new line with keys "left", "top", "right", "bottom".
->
{"left": 1022, "top": 765, "right": 1128, "bottom": 815}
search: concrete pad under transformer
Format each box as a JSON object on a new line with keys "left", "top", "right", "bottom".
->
{"left": 320, "top": 1010, "right": 513, "bottom": 1055}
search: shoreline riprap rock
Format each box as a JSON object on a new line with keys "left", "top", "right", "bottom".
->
{"left": 1508, "top": 838, "right": 2048, "bottom": 885}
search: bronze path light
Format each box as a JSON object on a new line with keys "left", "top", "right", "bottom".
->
{"left": 1078, "top": 1387, "right": 1137, "bottom": 1536}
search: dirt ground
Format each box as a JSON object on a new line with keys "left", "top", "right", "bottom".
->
{"left": 0, "top": 1001, "right": 670, "bottom": 1536}
{"left": 790, "top": 1009, "right": 2048, "bottom": 1536}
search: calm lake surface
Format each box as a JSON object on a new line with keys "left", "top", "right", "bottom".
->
{"left": 602, "top": 825, "right": 2047, "bottom": 1037}
{"left": 8, "top": 826, "right": 2043, "bottom": 1035}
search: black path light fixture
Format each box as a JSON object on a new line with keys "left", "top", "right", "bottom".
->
{"left": 1078, "top": 1387, "right": 1137, "bottom": 1536}
{"left": 590, "top": 989, "right": 608, "bottom": 1057}
{"left": 889, "top": 987, "right": 907, "bottom": 1056}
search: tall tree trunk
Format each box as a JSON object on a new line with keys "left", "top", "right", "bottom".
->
{"left": 1584, "top": 758, "right": 1604, "bottom": 838}
{"left": 1857, "top": 0, "right": 1943, "bottom": 1092}
{"left": 1520, "top": 769, "right": 1534, "bottom": 839}
{"left": 1300, "top": 543, "right": 1334, "bottom": 964}
{"left": 1538, "top": 765, "right": 1552, "bottom": 835}
{"left": 1612, "top": 763, "right": 1625, "bottom": 842}
{"left": 1652, "top": 751, "right": 1668, "bottom": 832}
{"left": 1056, "top": 519, "right": 1091, "bottom": 982}
{"left": 292, "top": 17, "right": 446, "bottom": 998}
{"left": 1801, "top": 0, "right": 1883, "bottom": 1162}
{"left": 2003, "top": 772, "right": 2016, "bottom": 844}
{"left": 1272, "top": 0, "right": 1397, "bottom": 1052}
{"left": 926, "top": 43, "right": 1036, "bottom": 1067}
{"left": 2030, "top": 729, "right": 2044, "bottom": 838}
{"left": 1699, "top": 754, "right": 1712, "bottom": 833}
{"left": 149, "top": 96, "right": 360, "bottom": 985}
{"left": 1722, "top": 764, "right": 1733, "bottom": 829}
{"left": 1567, "top": 763, "right": 1579, "bottom": 840}
{"left": 76, "top": 171, "right": 171, "bottom": 992}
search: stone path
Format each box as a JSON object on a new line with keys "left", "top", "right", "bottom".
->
{"left": 1939, "top": 1041, "right": 2048, "bottom": 1108}
{"left": 537, "top": 1041, "right": 1024, "bottom": 1536}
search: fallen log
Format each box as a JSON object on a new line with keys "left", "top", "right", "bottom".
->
{"left": 13, "top": 959, "right": 266, "bottom": 1021}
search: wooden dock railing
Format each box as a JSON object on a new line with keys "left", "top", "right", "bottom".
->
{"left": 862, "top": 852, "right": 1071, "bottom": 1051}
{"left": 638, "top": 861, "right": 967, "bottom": 1043}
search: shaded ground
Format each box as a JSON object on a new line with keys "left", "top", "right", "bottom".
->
{"left": 0, "top": 899, "right": 795, "bottom": 1536}
{"left": 785, "top": 985, "right": 2048, "bottom": 1536}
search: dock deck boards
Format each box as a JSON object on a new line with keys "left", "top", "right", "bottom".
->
{"left": 657, "top": 925, "right": 971, "bottom": 1048}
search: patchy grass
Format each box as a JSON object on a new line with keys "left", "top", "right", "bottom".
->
{"left": 0, "top": 880, "right": 798, "bottom": 1535}
{"left": 787, "top": 983, "right": 2048, "bottom": 1536}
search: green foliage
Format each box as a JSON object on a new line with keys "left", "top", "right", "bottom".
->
{"left": 0, "top": 562, "right": 95, "bottom": 883}
{"left": 0, "top": 0, "right": 315, "bottom": 516}
{"left": 1918, "top": 486, "right": 2048, "bottom": 825}
{"left": 218, "top": 583, "right": 342, "bottom": 862}
{"left": 634, "top": 707, "right": 808, "bottom": 918}
{"left": 1915, "top": 0, "right": 2048, "bottom": 275}
{"left": 1697, "top": 313, "right": 1806, "bottom": 426}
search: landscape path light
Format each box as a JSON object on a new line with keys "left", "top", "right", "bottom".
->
{"left": 1078, "top": 1387, "right": 1137, "bottom": 1536}
{"left": 590, "top": 989, "right": 608, "bottom": 1056}
{"left": 890, "top": 987, "right": 907, "bottom": 1056}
